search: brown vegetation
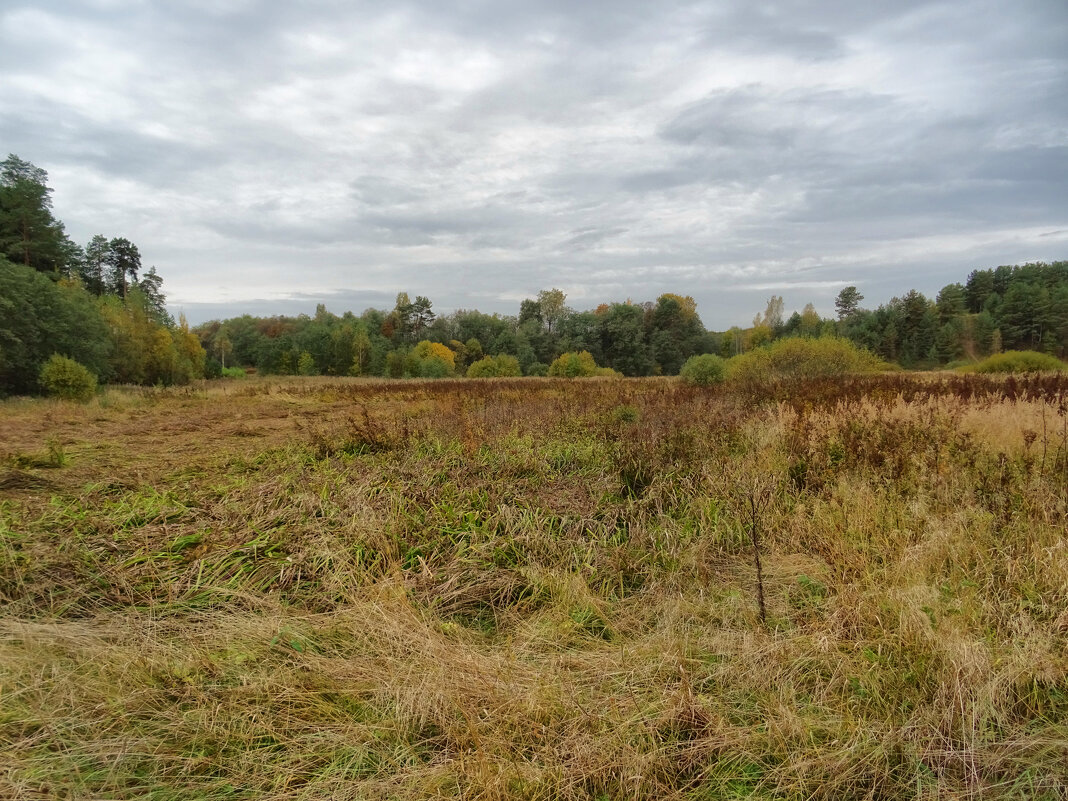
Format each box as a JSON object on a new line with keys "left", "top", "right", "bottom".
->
{"left": 1, "top": 373, "right": 1066, "bottom": 799}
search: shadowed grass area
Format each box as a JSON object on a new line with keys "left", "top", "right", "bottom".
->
{"left": 1, "top": 374, "right": 1067, "bottom": 799}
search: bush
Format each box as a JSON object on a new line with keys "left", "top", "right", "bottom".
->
{"left": 727, "top": 336, "right": 888, "bottom": 385}
{"left": 467, "top": 354, "right": 522, "bottom": 378}
{"left": 548, "top": 351, "right": 599, "bottom": 377}
{"left": 39, "top": 354, "right": 97, "bottom": 402}
{"left": 411, "top": 341, "right": 456, "bottom": 378}
{"left": 418, "top": 357, "right": 452, "bottom": 378}
{"left": 679, "top": 353, "right": 727, "bottom": 386}
{"left": 385, "top": 350, "right": 407, "bottom": 378}
{"left": 297, "top": 351, "right": 317, "bottom": 376}
{"left": 221, "top": 366, "right": 247, "bottom": 379}
{"left": 970, "top": 350, "right": 1066, "bottom": 374}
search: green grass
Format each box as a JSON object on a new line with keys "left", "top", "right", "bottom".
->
{"left": 1, "top": 374, "right": 1066, "bottom": 799}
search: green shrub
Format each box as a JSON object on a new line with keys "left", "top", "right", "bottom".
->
{"left": 970, "top": 350, "right": 1066, "bottom": 374}
{"left": 679, "top": 353, "right": 727, "bottom": 386}
{"left": 221, "top": 366, "right": 247, "bottom": 379}
{"left": 727, "top": 336, "right": 888, "bottom": 385}
{"left": 418, "top": 357, "right": 452, "bottom": 378}
{"left": 409, "top": 341, "right": 456, "bottom": 378}
{"left": 297, "top": 351, "right": 317, "bottom": 376}
{"left": 467, "top": 354, "right": 522, "bottom": 378}
{"left": 385, "top": 350, "right": 407, "bottom": 378}
{"left": 593, "top": 366, "right": 623, "bottom": 378}
{"left": 39, "top": 354, "right": 97, "bottom": 402}
{"left": 548, "top": 351, "right": 599, "bottom": 377}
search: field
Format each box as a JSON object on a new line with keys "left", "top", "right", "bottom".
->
{"left": 1, "top": 374, "right": 1067, "bottom": 800}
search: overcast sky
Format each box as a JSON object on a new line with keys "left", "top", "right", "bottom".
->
{"left": 2, "top": 1, "right": 1066, "bottom": 327}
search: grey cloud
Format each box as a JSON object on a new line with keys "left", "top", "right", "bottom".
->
{"left": 201, "top": 216, "right": 354, "bottom": 247}
{"left": 1, "top": 0, "right": 1065, "bottom": 329}
{"left": 975, "top": 146, "right": 1068, "bottom": 186}
{"left": 660, "top": 86, "right": 897, "bottom": 154}
{"left": 557, "top": 226, "right": 629, "bottom": 250}
{"left": 176, "top": 288, "right": 400, "bottom": 324}
{"left": 694, "top": 5, "right": 845, "bottom": 60}
{"left": 350, "top": 175, "right": 424, "bottom": 208}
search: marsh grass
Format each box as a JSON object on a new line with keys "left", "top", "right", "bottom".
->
{"left": 1, "top": 373, "right": 1066, "bottom": 799}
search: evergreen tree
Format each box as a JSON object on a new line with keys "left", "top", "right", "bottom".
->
{"left": 138, "top": 266, "right": 170, "bottom": 324}
{"left": 999, "top": 281, "right": 1043, "bottom": 350}
{"left": 834, "top": 287, "right": 863, "bottom": 321}
{"left": 81, "top": 235, "right": 110, "bottom": 295}
{"left": 898, "top": 290, "right": 938, "bottom": 366}
{"left": 970, "top": 311, "right": 997, "bottom": 357}
{"left": 935, "top": 283, "right": 965, "bottom": 323}
{"left": 106, "top": 237, "right": 141, "bottom": 299}
{"left": 964, "top": 269, "right": 995, "bottom": 313}
{"left": 0, "top": 155, "right": 77, "bottom": 275}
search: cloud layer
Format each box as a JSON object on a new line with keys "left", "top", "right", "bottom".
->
{"left": 2, "top": 0, "right": 1065, "bottom": 326}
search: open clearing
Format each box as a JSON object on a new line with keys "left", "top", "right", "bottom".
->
{"left": 1, "top": 375, "right": 1067, "bottom": 800}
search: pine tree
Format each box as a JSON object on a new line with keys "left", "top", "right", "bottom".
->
{"left": 0, "top": 155, "right": 78, "bottom": 275}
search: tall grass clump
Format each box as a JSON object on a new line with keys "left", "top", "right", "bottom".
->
{"left": 38, "top": 354, "right": 97, "bottom": 402}
{"left": 728, "top": 335, "right": 888, "bottom": 385}
{"left": 970, "top": 349, "right": 1066, "bottom": 374}
{"left": 679, "top": 353, "right": 727, "bottom": 385}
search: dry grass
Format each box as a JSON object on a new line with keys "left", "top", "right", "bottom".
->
{"left": 1, "top": 374, "right": 1066, "bottom": 799}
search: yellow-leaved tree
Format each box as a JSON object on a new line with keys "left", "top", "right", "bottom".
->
{"left": 411, "top": 340, "right": 456, "bottom": 378}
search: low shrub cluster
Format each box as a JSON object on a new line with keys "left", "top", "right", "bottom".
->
{"left": 412, "top": 340, "right": 456, "bottom": 377}
{"left": 679, "top": 352, "right": 727, "bottom": 385}
{"left": 466, "top": 354, "right": 522, "bottom": 378}
{"left": 547, "top": 350, "right": 599, "bottom": 377}
{"left": 38, "top": 354, "right": 97, "bottom": 402}
{"left": 727, "top": 335, "right": 889, "bottom": 385}
{"left": 970, "top": 349, "right": 1066, "bottom": 374}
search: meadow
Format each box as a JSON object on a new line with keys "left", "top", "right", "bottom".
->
{"left": 1, "top": 374, "right": 1066, "bottom": 800}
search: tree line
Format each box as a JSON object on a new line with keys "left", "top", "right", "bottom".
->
{"left": 841, "top": 263, "right": 1068, "bottom": 366}
{"left": 193, "top": 289, "right": 715, "bottom": 379}
{"left": 1, "top": 152, "right": 1064, "bottom": 394}
{"left": 191, "top": 258, "right": 1067, "bottom": 381}
{"left": 0, "top": 154, "right": 204, "bottom": 395}
{"left": 734, "top": 262, "right": 1067, "bottom": 370}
